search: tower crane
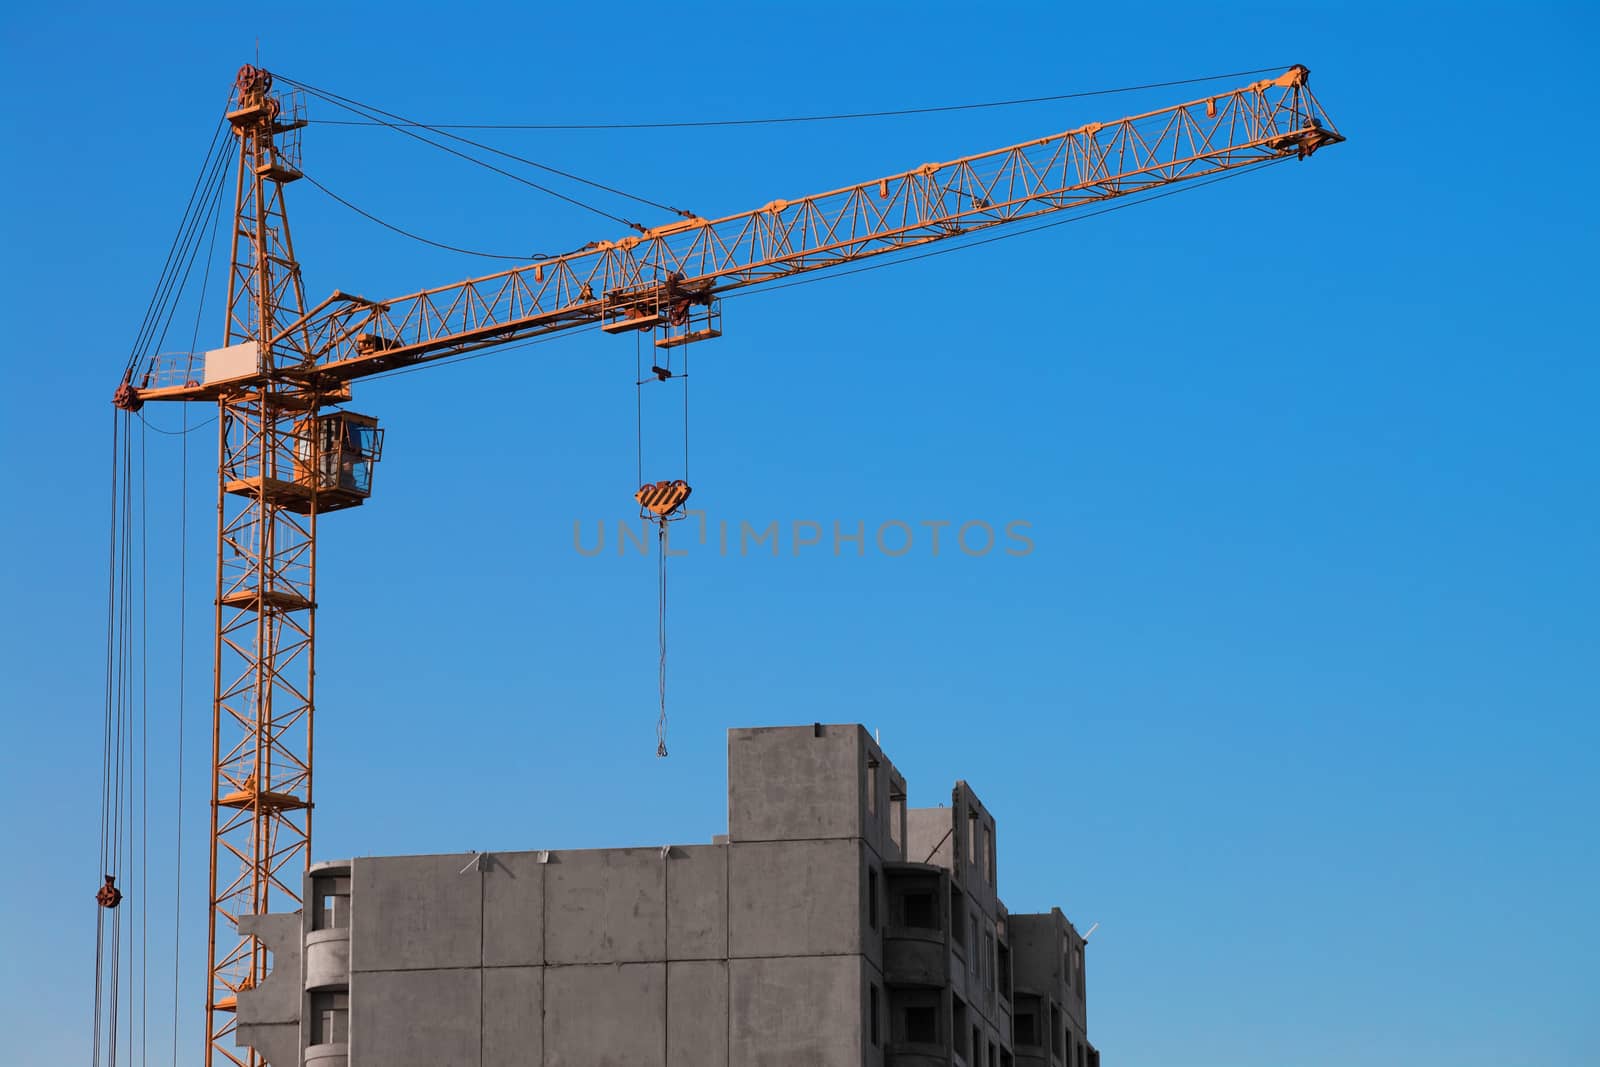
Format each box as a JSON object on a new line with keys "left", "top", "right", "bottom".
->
{"left": 109, "top": 62, "right": 1341, "bottom": 1066}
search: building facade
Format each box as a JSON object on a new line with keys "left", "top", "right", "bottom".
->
{"left": 237, "top": 724, "right": 1101, "bottom": 1066}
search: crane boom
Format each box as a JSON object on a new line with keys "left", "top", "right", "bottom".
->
{"left": 129, "top": 65, "right": 1339, "bottom": 405}
{"left": 109, "top": 63, "right": 1341, "bottom": 1067}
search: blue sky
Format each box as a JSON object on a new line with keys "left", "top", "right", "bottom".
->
{"left": 2, "top": 2, "right": 1595, "bottom": 1065}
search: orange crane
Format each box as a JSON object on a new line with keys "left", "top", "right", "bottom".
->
{"left": 111, "top": 62, "right": 1341, "bottom": 1066}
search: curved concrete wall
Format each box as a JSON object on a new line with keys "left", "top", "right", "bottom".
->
{"left": 305, "top": 928, "right": 350, "bottom": 991}
{"left": 304, "top": 1041, "right": 347, "bottom": 1065}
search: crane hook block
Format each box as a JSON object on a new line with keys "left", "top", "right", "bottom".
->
{"left": 96, "top": 875, "right": 123, "bottom": 909}
{"left": 636, "top": 480, "right": 692, "bottom": 519}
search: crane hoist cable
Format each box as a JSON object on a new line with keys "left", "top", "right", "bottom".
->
{"left": 92, "top": 410, "right": 121, "bottom": 1067}
{"left": 657, "top": 521, "right": 670, "bottom": 758}
{"left": 137, "top": 416, "right": 150, "bottom": 1067}
{"left": 99, "top": 159, "right": 222, "bottom": 1063}
{"left": 606, "top": 167, "right": 1282, "bottom": 761}
{"left": 634, "top": 327, "right": 693, "bottom": 756}
{"left": 165, "top": 171, "right": 223, "bottom": 1067}
{"left": 95, "top": 409, "right": 151, "bottom": 1067}
{"left": 275, "top": 73, "right": 690, "bottom": 231}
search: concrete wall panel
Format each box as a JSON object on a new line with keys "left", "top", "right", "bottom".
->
{"left": 483, "top": 852, "right": 545, "bottom": 967}
{"left": 729, "top": 955, "right": 862, "bottom": 1067}
{"left": 236, "top": 913, "right": 302, "bottom": 1022}
{"left": 482, "top": 966, "right": 543, "bottom": 1067}
{"left": 729, "top": 838, "right": 861, "bottom": 958}
{"left": 907, "top": 808, "right": 953, "bottom": 871}
{"left": 666, "top": 845, "right": 727, "bottom": 960}
{"left": 351, "top": 854, "right": 482, "bottom": 972}
{"left": 728, "top": 724, "right": 864, "bottom": 842}
{"left": 545, "top": 849, "right": 666, "bottom": 964}
{"left": 545, "top": 962, "right": 665, "bottom": 1067}
{"left": 243, "top": 1022, "right": 298, "bottom": 1067}
{"left": 349, "top": 967, "right": 479, "bottom": 1067}
{"left": 667, "top": 960, "right": 727, "bottom": 1067}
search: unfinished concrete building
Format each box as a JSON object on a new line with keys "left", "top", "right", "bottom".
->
{"left": 236, "top": 724, "right": 1102, "bottom": 1066}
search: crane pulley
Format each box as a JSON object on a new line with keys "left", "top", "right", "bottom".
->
{"left": 106, "top": 61, "right": 1343, "bottom": 1067}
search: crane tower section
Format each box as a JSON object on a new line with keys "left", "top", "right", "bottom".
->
{"left": 204, "top": 66, "right": 381, "bottom": 1067}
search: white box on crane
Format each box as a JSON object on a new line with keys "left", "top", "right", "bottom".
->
{"left": 203, "top": 341, "right": 262, "bottom": 386}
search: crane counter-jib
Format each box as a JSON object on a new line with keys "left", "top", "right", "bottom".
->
{"left": 125, "top": 64, "right": 1340, "bottom": 406}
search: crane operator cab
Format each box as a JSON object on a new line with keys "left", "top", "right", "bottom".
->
{"left": 292, "top": 410, "right": 384, "bottom": 512}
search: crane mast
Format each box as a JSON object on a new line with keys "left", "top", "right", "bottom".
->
{"left": 113, "top": 63, "right": 1341, "bottom": 1067}
{"left": 211, "top": 67, "right": 324, "bottom": 1065}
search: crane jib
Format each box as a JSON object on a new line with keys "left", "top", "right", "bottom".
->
{"left": 120, "top": 64, "right": 1341, "bottom": 408}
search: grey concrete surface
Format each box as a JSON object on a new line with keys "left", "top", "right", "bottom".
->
{"left": 482, "top": 850, "right": 544, "bottom": 967}
{"left": 304, "top": 928, "right": 350, "bottom": 991}
{"left": 666, "top": 844, "right": 727, "bottom": 960}
{"left": 667, "top": 959, "right": 728, "bottom": 1066}
{"left": 544, "top": 847, "right": 666, "bottom": 965}
{"left": 482, "top": 966, "right": 542, "bottom": 1067}
{"left": 236, "top": 912, "right": 302, "bottom": 1067}
{"left": 729, "top": 837, "right": 862, "bottom": 958}
{"left": 728, "top": 723, "right": 869, "bottom": 842}
{"left": 544, "top": 962, "right": 664, "bottom": 1066}
{"left": 349, "top": 967, "right": 479, "bottom": 1066}
{"left": 350, "top": 853, "right": 481, "bottom": 973}
{"left": 729, "top": 954, "right": 865, "bottom": 1067}
{"left": 907, "top": 806, "right": 954, "bottom": 869}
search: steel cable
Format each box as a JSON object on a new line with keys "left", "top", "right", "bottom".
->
{"left": 274, "top": 74, "right": 657, "bottom": 231}
{"left": 657, "top": 521, "right": 669, "bottom": 758}
{"left": 123, "top": 116, "right": 229, "bottom": 377}
{"left": 306, "top": 66, "right": 1291, "bottom": 130}
{"left": 300, "top": 170, "right": 544, "bottom": 261}
{"left": 128, "top": 127, "right": 235, "bottom": 381}
{"left": 278, "top": 71, "right": 689, "bottom": 217}
{"left": 139, "top": 143, "right": 235, "bottom": 384}
{"left": 166, "top": 133, "right": 227, "bottom": 1067}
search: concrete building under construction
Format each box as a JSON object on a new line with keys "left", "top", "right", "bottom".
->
{"left": 236, "top": 724, "right": 1101, "bottom": 1066}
